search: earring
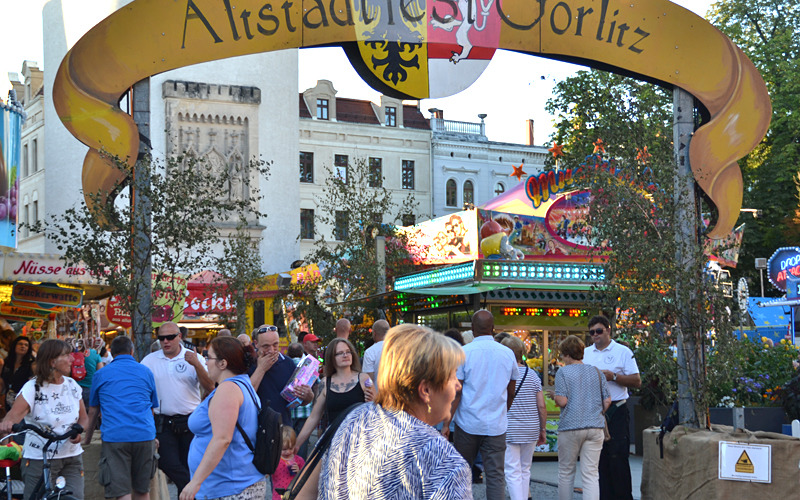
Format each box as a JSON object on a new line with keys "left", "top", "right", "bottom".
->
{"left": 427, "top": 404, "right": 432, "bottom": 414}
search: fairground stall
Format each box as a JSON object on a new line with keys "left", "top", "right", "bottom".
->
{"left": 396, "top": 179, "right": 607, "bottom": 387}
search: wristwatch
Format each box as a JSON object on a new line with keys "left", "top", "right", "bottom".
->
{"left": 612, "top": 372, "right": 618, "bottom": 382}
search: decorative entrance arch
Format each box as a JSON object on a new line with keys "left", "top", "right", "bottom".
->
{"left": 53, "top": 0, "right": 770, "bottom": 238}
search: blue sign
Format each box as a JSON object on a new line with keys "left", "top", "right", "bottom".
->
{"left": 767, "top": 246, "right": 800, "bottom": 292}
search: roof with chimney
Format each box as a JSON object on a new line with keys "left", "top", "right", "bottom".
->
{"left": 299, "top": 93, "right": 430, "bottom": 130}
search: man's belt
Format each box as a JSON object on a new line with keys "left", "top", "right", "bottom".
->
{"left": 612, "top": 399, "right": 628, "bottom": 407}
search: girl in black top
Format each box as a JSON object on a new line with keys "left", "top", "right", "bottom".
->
{"left": 2, "top": 336, "right": 35, "bottom": 410}
{"left": 294, "top": 338, "right": 374, "bottom": 452}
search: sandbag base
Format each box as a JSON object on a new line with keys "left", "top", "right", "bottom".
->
{"left": 641, "top": 424, "right": 800, "bottom": 499}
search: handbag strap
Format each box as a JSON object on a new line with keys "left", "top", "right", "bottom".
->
{"left": 230, "top": 379, "right": 260, "bottom": 453}
{"left": 513, "top": 366, "right": 529, "bottom": 400}
{"left": 595, "top": 367, "right": 606, "bottom": 415}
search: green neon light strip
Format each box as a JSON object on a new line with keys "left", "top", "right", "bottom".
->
{"left": 479, "top": 262, "right": 605, "bottom": 283}
{"left": 394, "top": 262, "right": 476, "bottom": 291}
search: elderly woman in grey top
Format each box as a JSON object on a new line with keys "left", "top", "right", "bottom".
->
{"left": 553, "top": 335, "right": 610, "bottom": 500}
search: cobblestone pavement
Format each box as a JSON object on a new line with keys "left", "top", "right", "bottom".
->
{"left": 169, "top": 479, "right": 581, "bottom": 499}
{"left": 471, "top": 481, "right": 583, "bottom": 499}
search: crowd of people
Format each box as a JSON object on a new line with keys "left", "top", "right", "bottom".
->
{"left": 0, "top": 312, "right": 642, "bottom": 500}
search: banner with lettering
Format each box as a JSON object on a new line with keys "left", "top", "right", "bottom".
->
{"left": 53, "top": 0, "right": 770, "bottom": 240}
{"left": 0, "top": 102, "right": 21, "bottom": 248}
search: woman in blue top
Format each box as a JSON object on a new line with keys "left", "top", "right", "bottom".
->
{"left": 180, "top": 337, "right": 265, "bottom": 500}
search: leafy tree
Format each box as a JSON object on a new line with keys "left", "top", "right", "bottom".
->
{"left": 211, "top": 218, "right": 268, "bottom": 335}
{"left": 30, "top": 153, "right": 269, "bottom": 358}
{"left": 546, "top": 71, "right": 738, "bottom": 426}
{"left": 544, "top": 69, "right": 674, "bottom": 173}
{"left": 296, "top": 157, "right": 421, "bottom": 344}
{"left": 709, "top": 0, "right": 800, "bottom": 293}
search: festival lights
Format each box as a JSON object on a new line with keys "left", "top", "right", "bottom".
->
{"left": 394, "top": 262, "right": 476, "bottom": 291}
{"left": 500, "top": 307, "right": 588, "bottom": 317}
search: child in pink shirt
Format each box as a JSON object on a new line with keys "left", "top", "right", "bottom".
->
{"left": 272, "top": 426, "right": 306, "bottom": 500}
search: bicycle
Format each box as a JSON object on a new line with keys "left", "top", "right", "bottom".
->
{"left": 1, "top": 422, "right": 83, "bottom": 500}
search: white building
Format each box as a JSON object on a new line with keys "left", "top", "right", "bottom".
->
{"left": 429, "top": 110, "right": 548, "bottom": 218}
{"left": 9, "top": 62, "right": 45, "bottom": 253}
{"left": 297, "top": 80, "right": 432, "bottom": 259}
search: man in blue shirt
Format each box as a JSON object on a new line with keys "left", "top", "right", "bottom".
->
{"left": 84, "top": 336, "right": 159, "bottom": 500}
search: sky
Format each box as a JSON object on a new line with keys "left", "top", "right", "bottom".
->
{"left": 2, "top": 0, "right": 715, "bottom": 144}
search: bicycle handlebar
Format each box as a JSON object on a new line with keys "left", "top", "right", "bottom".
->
{"left": 11, "top": 422, "right": 83, "bottom": 442}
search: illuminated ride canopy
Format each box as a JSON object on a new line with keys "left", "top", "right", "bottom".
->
{"left": 53, "top": 0, "right": 770, "bottom": 239}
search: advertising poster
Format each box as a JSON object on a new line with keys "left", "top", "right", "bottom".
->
{"left": 400, "top": 210, "right": 479, "bottom": 265}
{"left": 0, "top": 102, "right": 21, "bottom": 248}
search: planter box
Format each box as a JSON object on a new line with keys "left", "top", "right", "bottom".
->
{"left": 642, "top": 425, "right": 800, "bottom": 499}
{"left": 709, "top": 407, "right": 786, "bottom": 433}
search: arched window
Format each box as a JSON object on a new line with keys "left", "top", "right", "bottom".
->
{"left": 495, "top": 182, "right": 505, "bottom": 196}
{"left": 446, "top": 179, "right": 457, "bottom": 207}
{"left": 463, "top": 180, "right": 474, "bottom": 205}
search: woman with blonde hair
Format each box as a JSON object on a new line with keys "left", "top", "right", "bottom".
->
{"left": 294, "top": 338, "right": 374, "bottom": 453}
{"left": 318, "top": 324, "right": 471, "bottom": 498}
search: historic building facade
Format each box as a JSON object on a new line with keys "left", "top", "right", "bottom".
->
{"left": 297, "top": 80, "right": 432, "bottom": 259}
{"left": 430, "top": 112, "right": 548, "bottom": 218}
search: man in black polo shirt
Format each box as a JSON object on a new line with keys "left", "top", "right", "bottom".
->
{"left": 249, "top": 325, "right": 314, "bottom": 425}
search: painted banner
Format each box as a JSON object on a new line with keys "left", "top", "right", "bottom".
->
{"left": 479, "top": 189, "right": 604, "bottom": 261}
{"left": 105, "top": 272, "right": 187, "bottom": 328}
{"left": 705, "top": 223, "right": 745, "bottom": 268}
{"left": 0, "top": 101, "right": 22, "bottom": 248}
{"left": 4, "top": 253, "right": 108, "bottom": 284}
{"left": 52, "top": 0, "right": 771, "bottom": 240}
{"left": 11, "top": 283, "right": 83, "bottom": 308}
{"left": 400, "top": 210, "right": 479, "bottom": 265}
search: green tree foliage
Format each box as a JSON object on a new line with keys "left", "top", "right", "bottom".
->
{"left": 296, "top": 157, "right": 421, "bottom": 342}
{"left": 709, "top": 0, "right": 800, "bottom": 292}
{"left": 30, "top": 154, "right": 269, "bottom": 345}
{"left": 212, "top": 218, "right": 268, "bottom": 335}
{"left": 546, "top": 71, "right": 738, "bottom": 425}
{"left": 545, "top": 69, "right": 674, "bottom": 173}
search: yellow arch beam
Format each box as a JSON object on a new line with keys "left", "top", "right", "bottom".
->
{"left": 53, "top": 0, "right": 770, "bottom": 238}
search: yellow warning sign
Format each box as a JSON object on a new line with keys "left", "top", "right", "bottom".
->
{"left": 735, "top": 451, "right": 754, "bottom": 474}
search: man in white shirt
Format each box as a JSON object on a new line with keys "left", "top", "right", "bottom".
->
{"left": 362, "top": 319, "right": 390, "bottom": 386}
{"left": 583, "top": 315, "right": 641, "bottom": 500}
{"left": 445, "top": 310, "right": 518, "bottom": 499}
{"left": 141, "top": 322, "right": 215, "bottom": 493}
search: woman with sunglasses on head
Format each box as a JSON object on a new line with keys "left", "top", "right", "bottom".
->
{"left": 294, "top": 338, "right": 374, "bottom": 454}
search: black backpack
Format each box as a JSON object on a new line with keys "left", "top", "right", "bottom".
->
{"left": 234, "top": 381, "right": 282, "bottom": 475}
{"left": 657, "top": 400, "right": 680, "bottom": 459}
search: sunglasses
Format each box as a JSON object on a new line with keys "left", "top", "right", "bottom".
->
{"left": 257, "top": 326, "right": 278, "bottom": 334}
{"left": 158, "top": 333, "right": 179, "bottom": 341}
{"left": 588, "top": 328, "right": 606, "bottom": 336}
